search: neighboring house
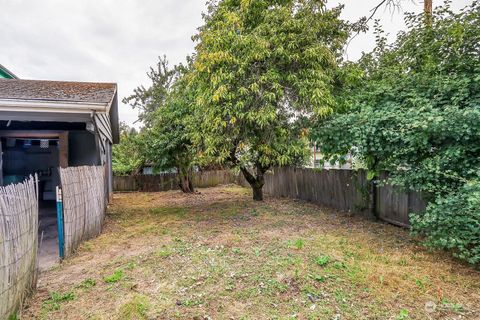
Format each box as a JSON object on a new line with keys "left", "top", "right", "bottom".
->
{"left": 308, "top": 143, "right": 352, "bottom": 169}
{"left": 0, "top": 78, "right": 119, "bottom": 197}
{"left": 0, "top": 64, "right": 18, "bottom": 79}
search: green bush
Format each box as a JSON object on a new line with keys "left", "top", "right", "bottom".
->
{"left": 411, "top": 182, "right": 480, "bottom": 265}
{"left": 312, "top": 1, "right": 480, "bottom": 264}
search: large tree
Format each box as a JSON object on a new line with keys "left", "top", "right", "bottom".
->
{"left": 124, "top": 56, "right": 179, "bottom": 127}
{"left": 145, "top": 63, "right": 198, "bottom": 193}
{"left": 190, "top": 0, "right": 359, "bottom": 200}
{"left": 124, "top": 57, "right": 198, "bottom": 193}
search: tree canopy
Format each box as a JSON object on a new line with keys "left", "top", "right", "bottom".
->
{"left": 112, "top": 122, "right": 145, "bottom": 175}
{"left": 121, "top": 57, "right": 198, "bottom": 192}
{"left": 189, "top": 0, "right": 360, "bottom": 200}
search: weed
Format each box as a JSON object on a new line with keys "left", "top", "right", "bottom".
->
{"left": 308, "top": 274, "right": 326, "bottom": 282}
{"left": 333, "top": 261, "right": 346, "bottom": 269}
{"left": 396, "top": 309, "right": 410, "bottom": 320}
{"left": 76, "top": 278, "right": 96, "bottom": 289}
{"left": 155, "top": 248, "right": 173, "bottom": 258}
{"left": 42, "top": 291, "right": 75, "bottom": 312}
{"left": 441, "top": 298, "right": 464, "bottom": 313}
{"left": 103, "top": 269, "right": 123, "bottom": 283}
{"left": 290, "top": 239, "right": 304, "bottom": 250}
{"left": 179, "top": 298, "right": 204, "bottom": 307}
{"left": 314, "top": 255, "right": 330, "bottom": 267}
{"left": 414, "top": 277, "right": 429, "bottom": 290}
{"left": 334, "top": 289, "right": 348, "bottom": 303}
{"left": 256, "top": 277, "right": 288, "bottom": 296}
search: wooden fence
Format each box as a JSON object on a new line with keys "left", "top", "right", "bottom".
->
{"left": 261, "top": 167, "right": 426, "bottom": 227}
{"left": 114, "top": 167, "right": 426, "bottom": 227}
{"left": 263, "top": 167, "right": 371, "bottom": 215}
{"left": 0, "top": 176, "right": 38, "bottom": 319}
{"left": 114, "top": 170, "right": 237, "bottom": 192}
{"left": 60, "top": 166, "right": 107, "bottom": 257}
{"left": 375, "top": 172, "right": 427, "bottom": 228}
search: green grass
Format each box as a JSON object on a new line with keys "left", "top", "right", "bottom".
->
{"left": 76, "top": 278, "right": 96, "bottom": 290}
{"left": 42, "top": 291, "right": 75, "bottom": 312}
{"left": 314, "top": 255, "right": 331, "bottom": 266}
{"left": 118, "top": 295, "right": 150, "bottom": 320}
{"left": 103, "top": 269, "right": 123, "bottom": 283}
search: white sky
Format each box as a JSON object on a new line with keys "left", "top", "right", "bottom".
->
{"left": 0, "top": 0, "right": 472, "bottom": 126}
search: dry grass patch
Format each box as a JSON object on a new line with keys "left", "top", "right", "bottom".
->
{"left": 21, "top": 185, "right": 479, "bottom": 319}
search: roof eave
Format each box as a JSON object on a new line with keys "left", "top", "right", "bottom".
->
{"left": 0, "top": 98, "right": 108, "bottom": 113}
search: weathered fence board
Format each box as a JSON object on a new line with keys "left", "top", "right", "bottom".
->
{"left": 0, "top": 176, "right": 38, "bottom": 319}
{"left": 262, "top": 167, "right": 426, "bottom": 227}
{"left": 113, "top": 170, "right": 237, "bottom": 192}
{"left": 60, "top": 166, "right": 106, "bottom": 257}
{"left": 263, "top": 167, "right": 372, "bottom": 217}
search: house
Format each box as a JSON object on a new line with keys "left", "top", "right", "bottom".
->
{"left": 0, "top": 78, "right": 119, "bottom": 195}
{"left": 0, "top": 74, "right": 119, "bottom": 268}
{"left": 308, "top": 142, "right": 352, "bottom": 169}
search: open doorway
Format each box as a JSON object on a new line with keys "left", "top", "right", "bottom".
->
{"left": 1, "top": 136, "right": 61, "bottom": 270}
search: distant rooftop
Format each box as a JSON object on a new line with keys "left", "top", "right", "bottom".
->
{"left": 0, "top": 79, "right": 116, "bottom": 105}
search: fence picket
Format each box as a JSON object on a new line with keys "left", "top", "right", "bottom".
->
{"left": 0, "top": 176, "right": 38, "bottom": 319}
{"left": 60, "top": 166, "right": 106, "bottom": 257}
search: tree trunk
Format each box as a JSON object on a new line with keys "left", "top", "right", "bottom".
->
{"left": 424, "top": 0, "right": 432, "bottom": 15}
{"left": 240, "top": 165, "right": 267, "bottom": 201}
{"left": 252, "top": 183, "right": 263, "bottom": 201}
{"left": 424, "top": 0, "right": 433, "bottom": 26}
{"left": 178, "top": 167, "right": 195, "bottom": 193}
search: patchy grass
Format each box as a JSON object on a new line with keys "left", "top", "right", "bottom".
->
{"left": 103, "top": 269, "right": 124, "bottom": 284}
{"left": 22, "top": 185, "right": 480, "bottom": 319}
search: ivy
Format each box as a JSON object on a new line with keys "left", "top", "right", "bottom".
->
{"left": 313, "top": 1, "right": 480, "bottom": 264}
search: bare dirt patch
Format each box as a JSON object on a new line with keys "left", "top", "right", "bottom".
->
{"left": 21, "top": 185, "right": 479, "bottom": 319}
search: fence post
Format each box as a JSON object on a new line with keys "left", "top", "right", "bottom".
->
{"left": 56, "top": 186, "right": 65, "bottom": 260}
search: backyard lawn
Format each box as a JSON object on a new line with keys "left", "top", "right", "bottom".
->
{"left": 22, "top": 185, "right": 479, "bottom": 319}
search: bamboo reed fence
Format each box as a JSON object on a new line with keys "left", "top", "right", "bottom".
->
{"left": 60, "top": 166, "right": 106, "bottom": 257}
{"left": 0, "top": 176, "right": 39, "bottom": 319}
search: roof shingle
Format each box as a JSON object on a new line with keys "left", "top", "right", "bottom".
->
{"left": 0, "top": 79, "right": 116, "bottom": 104}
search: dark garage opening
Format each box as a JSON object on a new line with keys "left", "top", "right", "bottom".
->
{"left": 1, "top": 137, "right": 60, "bottom": 270}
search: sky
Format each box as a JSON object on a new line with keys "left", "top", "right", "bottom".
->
{"left": 0, "top": 0, "right": 472, "bottom": 126}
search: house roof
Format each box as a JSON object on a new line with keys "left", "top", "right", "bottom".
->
{"left": 0, "top": 64, "right": 18, "bottom": 79}
{"left": 0, "top": 79, "right": 116, "bottom": 104}
{"left": 0, "top": 79, "right": 119, "bottom": 144}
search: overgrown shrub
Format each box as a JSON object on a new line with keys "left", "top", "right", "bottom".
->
{"left": 411, "top": 182, "right": 480, "bottom": 265}
{"left": 313, "top": 1, "right": 480, "bottom": 264}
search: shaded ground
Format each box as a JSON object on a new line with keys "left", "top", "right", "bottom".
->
{"left": 38, "top": 201, "right": 59, "bottom": 271}
{"left": 22, "top": 185, "right": 479, "bottom": 319}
